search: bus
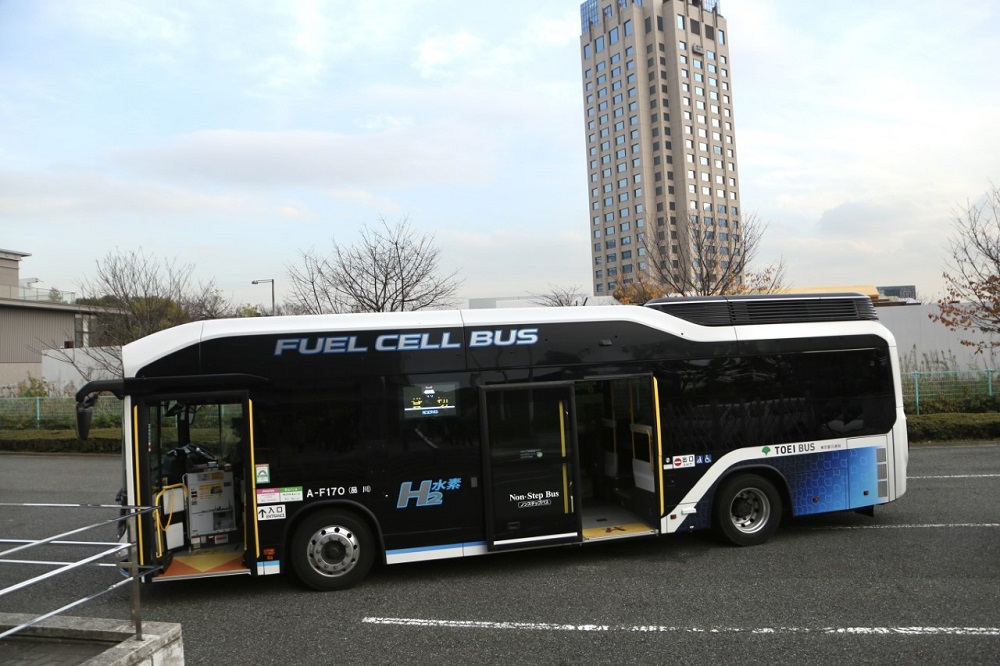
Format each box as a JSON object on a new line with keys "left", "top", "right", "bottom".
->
{"left": 75, "top": 293, "right": 908, "bottom": 591}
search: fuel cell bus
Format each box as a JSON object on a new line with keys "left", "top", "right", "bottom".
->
{"left": 76, "top": 293, "right": 908, "bottom": 590}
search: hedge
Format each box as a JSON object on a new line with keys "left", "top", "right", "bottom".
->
{"left": 0, "top": 428, "right": 122, "bottom": 454}
{"left": 904, "top": 413, "right": 1000, "bottom": 442}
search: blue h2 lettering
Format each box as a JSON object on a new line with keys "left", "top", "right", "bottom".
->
{"left": 396, "top": 480, "right": 443, "bottom": 508}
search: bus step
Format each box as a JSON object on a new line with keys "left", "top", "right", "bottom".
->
{"left": 583, "top": 523, "right": 656, "bottom": 541}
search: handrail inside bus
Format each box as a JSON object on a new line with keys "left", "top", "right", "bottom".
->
{"left": 153, "top": 484, "right": 188, "bottom": 558}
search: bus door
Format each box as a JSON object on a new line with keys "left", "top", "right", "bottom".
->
{"left": 481, "top": 383, "right": 581, "bottom": 551}
{"left": 580, "top": 376, "right": 662, "bottom": 527}
{"left": 133, "top": 392, "right": 252, "bottom": 580}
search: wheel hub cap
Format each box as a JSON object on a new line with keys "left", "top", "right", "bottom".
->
{"left": 730, "top": 488, "right": 770, "bottom": 534}
{"left": 307, "top": 526, "right": 359, "bottom": 577}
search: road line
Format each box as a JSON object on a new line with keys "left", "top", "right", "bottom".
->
{"left": 909, "top": 474, "right": 1000, "bottom": 479}
{"left": 362, "top": 617, "right": 1000, "bottom": 636}
{"left": 802, "top": 523, "right": 1000, "bottom": 530}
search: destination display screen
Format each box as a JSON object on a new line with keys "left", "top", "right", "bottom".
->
{"left": 402, "top": 382, "right": 458, "bottom": 419}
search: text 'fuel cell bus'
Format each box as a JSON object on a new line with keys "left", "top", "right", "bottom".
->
{"left": 76, "top": 294, "right": 908, "bottom": 591}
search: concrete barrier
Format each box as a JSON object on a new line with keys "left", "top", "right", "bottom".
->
{"left": 0, "top": 613, "right": 183, "bottom": 665}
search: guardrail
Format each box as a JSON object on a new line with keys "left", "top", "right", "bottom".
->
{"left": 0, "top": 502, "right": 157, "bottom": 641}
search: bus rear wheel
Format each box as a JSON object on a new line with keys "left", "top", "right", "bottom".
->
{"left": 291, "top": 510, "right": 375, "bottom": 590}
{"left": 714, "top": 474, "right": 782, "bottom": 547}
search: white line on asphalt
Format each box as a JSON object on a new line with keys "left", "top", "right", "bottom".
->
{"left": 361, "top": 617, "right": 1000, "bottom": 636}
{"left": 804, "top": 523, "right": 1000, "bottom": 530}
{"left": 909, "top": 474, "right": 1000, "bottom": 479}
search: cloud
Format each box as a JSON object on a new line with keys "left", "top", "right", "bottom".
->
{"left": 242, "top": 0, "right": 334, "bottom": 95}
{"left": 413, "top": 30, "right": 487, "bottom": 79}
{"left": 411, "top": 7, "right": 579, "bottom": 84}
{"left": 355, "top": 115, "right": 411, "bottom": 132}
{"left": 724, "top": 0, "right": 1000, "bottom": 297}
{"left": 0, "top": 165, "right": 278, "bottom": 221}
{"left": 111, "top": 127, "right": 500, "bottom": 191}
{"left": 7, "top": 0, "right": 996, "bottom": 307}
{"left": 57, "top": 0, "right": 191, "bottom": 49}
{"left": 815, "top": 201, "right": 900, "bottom": 239}
{"left": 761, "top": 196, "right": 957, "bottom": 296}
{"left": 442, "top": 228, "right": 591, "bottom": 298}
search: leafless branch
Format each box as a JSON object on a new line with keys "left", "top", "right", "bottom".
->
{"left": 285, "top": 216, "right": 463, "bottom": 313}
{"left": 639, "top": 210, "right": 779, "bottom": 296}
{"left": 931, "top": 183, "right": 1000, "bottom": 352}
{"left": 529, "top": 285, "right": 586, "bottom": 307}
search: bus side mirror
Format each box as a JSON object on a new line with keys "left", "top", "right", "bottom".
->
{"left": 76, "top": 395, "right": 96, "bottom": 441}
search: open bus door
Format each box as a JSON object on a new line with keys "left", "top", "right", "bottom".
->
{"left": 481, "top": 383, "right": 582, "bottom": 551}
{"left": 574, "top": 376, "right": 661, "bottom": 541}
{"left": 132, "top": 392, "right": 254, "bottom": 581}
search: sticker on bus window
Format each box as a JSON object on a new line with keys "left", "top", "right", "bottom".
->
{"left": 255, "top": 464, "right": 271, "bottom": 484}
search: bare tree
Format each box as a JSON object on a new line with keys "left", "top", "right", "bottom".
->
{"left": 286, "top": 217, "right": 462, "bottom": 314}
{"left": 641, "top": 211, "right": 785, "bottom": 296}
{"left": 530, "top": 285, "right": 585, "bottom": 307}
{"left": 51, "top": 249, "right": 233, "bottom": 377}
{"left": 930, "top": 183, "right": 1000, "bottom": 354}
{"left": 283, "top": 250, "right": 352, "bottom": 315}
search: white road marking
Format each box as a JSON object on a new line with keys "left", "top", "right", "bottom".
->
{"left": 362, "top": 617, "right": 1000, "bottom": 636}
{"left": 909, "top": 474, "right": 1000, "bottom": 479}
{"left": 804, "top": 523, "right": 1000, "bottom": 530}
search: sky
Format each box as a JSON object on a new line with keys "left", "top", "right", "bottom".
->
{"left": 2, "top": 0, "right": 999, "bottom": 311}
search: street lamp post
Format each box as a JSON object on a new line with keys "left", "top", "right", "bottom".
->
{"left": 252, "top": 279, "right": 275, "bottom": 316}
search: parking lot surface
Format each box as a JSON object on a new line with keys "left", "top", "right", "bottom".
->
{"left": 1, "top": 445, "right": 997, "bottom": 665}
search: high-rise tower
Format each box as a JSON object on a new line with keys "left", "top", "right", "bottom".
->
{"left": 580, "top": 0, "right": 742, "bottom": 296}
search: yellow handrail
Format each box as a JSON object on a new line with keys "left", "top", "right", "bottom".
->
{"left": 559, "top": 400, "right": 570, "bottom": 514}
{"left": 152, "top": 483, "right": 187, "bottom": 558}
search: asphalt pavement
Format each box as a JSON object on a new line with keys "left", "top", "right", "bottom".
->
{"left": 1, "top": 445, "right": 998, "bottom": 665}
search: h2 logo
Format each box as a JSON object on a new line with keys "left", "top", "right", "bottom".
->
{"left": 396, "top": 478, "right": 462, "bottom": 508}
{"left": 396, "top": 480, "right": 443, "bottom": 508}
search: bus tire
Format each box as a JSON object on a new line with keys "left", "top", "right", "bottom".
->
{"left": 291, "top": 510, "right": 375, "bottom": 591}
{"left": 714, "top": 474, "right": 781, "bottom": 547}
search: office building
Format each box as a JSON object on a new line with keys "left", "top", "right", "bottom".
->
{"left": 0, "top": 248, "right": 102, "bottom": 389}
{"left": 580, "top": 0, "right": 742, "bottom": 295}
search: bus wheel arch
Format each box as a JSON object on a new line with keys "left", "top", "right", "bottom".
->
{"left": 712, "top": 471, "right": 784, "bottom": 547}
{"left": 289, "top": 506, "right": 379, "bottom": 591}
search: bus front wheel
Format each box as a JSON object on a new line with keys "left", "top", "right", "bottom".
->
{"left": 714, "top": 474, "right": 782, "bottom": 547}
{"left": 291, "top": 510, "right": 375, "bottom": 591}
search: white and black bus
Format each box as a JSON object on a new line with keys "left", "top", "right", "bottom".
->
{"left": 76, "top": 293, "right": 908, "bottom": 590}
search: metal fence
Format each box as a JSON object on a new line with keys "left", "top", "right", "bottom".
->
{"left": 0, "top": 370, "right": 996, "bottom": 428}
{"left": 0, "top": 502, "right": 155, "bottom": 641}
{"left": 901, "top": 369, "right": 996, "bottom": 415}
{"left": 0, "top": 397, "right": 121, "bottom": 430}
